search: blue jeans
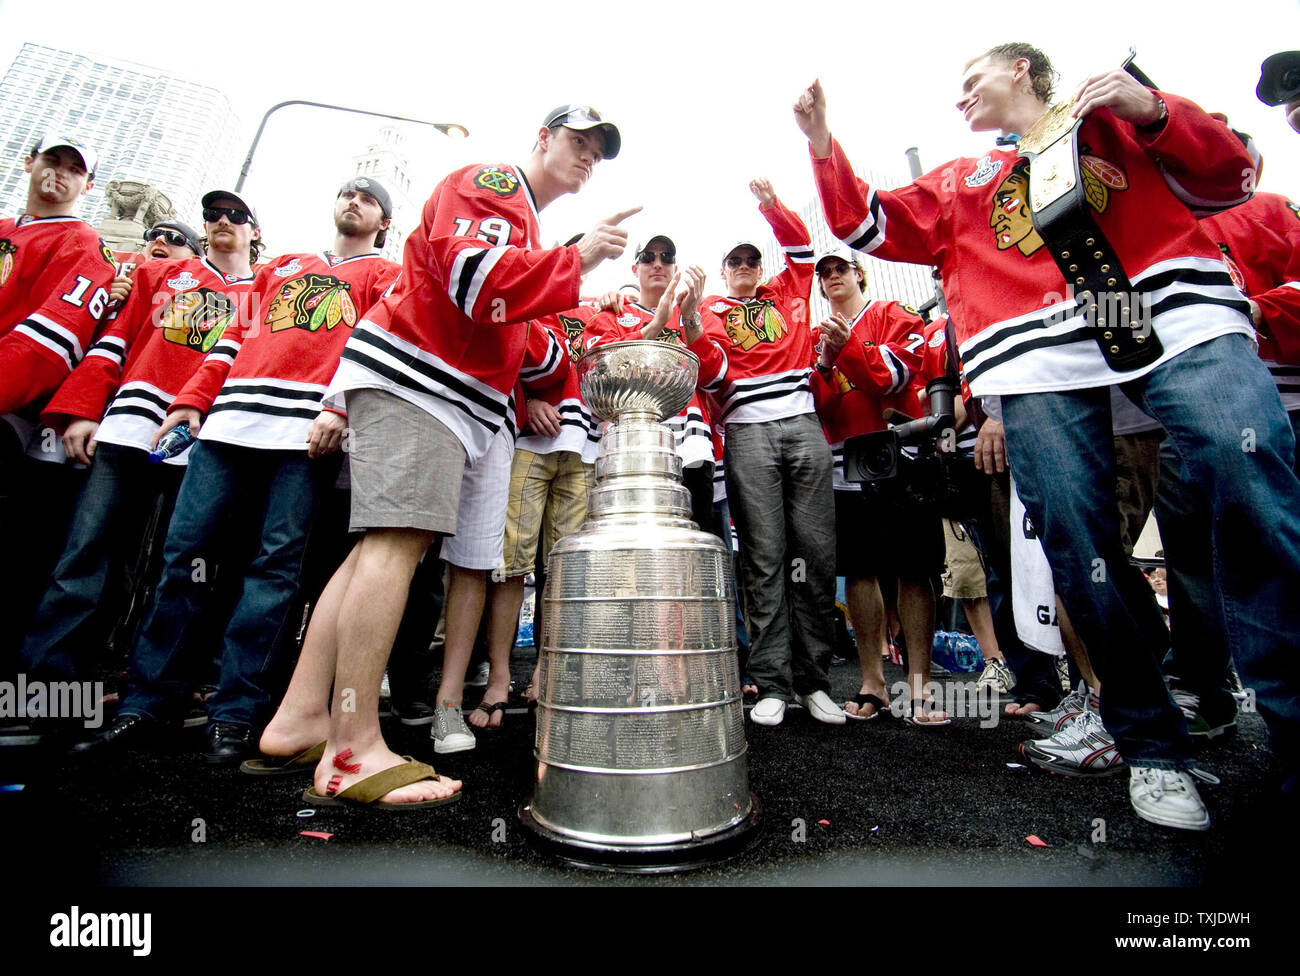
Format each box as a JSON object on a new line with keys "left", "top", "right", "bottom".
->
{"left": 1002, "top": 334, "right": 1300, "bottom": 768}
{"left": 724, "top": 414, "right": 836, "bottom": 702}
{"left": 21, "top": 444, "right": 183, "bottom": 682}
{"left": 120, "top": 440, "right": 337, "bottom": 727}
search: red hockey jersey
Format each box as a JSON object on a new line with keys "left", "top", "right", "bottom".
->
{"left": 811, "top": 92, "right": 1256, "bottom": 398}
{"left": 0, "top": 215, "right": 117, "bottom": 416}
{"left": 43, "top": 256, "right": 259, "bottom": 462}
{"left": 1199, "top": 192, "right": 1300, "bottom": 409}
{"left": 174, "top": 251, "right": 399, "bottom": 451}
{"left": 811, "top": 299, "right": 925, "bottom": 488}
{"left": 516, "top": 304, "right": 599, "bottom": 460}
{"left": 586, "top": 300, "right": 714, "bottom": 469}
{"left": 686, "top": 201, "right": 816, "bottom": 424}
{"left": 326, "top": 163, "right": 582, "bottom": 462}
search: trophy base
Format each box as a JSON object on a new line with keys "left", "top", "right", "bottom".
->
{"left": 517, "top": 793, "right": 762, "bottom": 875}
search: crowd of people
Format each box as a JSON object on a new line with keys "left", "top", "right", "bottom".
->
{"left": 2, "top": 43, "right": 1298, "bottom": 832}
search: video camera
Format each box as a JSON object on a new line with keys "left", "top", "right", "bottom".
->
{"left": 842, "top": 375, "right": 957, "bottom": 484}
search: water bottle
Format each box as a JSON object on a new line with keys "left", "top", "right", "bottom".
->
{"left": 148, "top": 425, "right": 195, "bottom": 463}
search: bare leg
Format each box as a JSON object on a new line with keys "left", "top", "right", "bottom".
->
{"left": 1057, "top": 596, "right": 1099, "bottom": 690}
{"left": 963, "top": 596, "right": 1003, "bottom": 662}
{"left": 434, "top": 564, "right": 487, "bottom": 709}
{"left": 842, "top": 575, "right": 888, "bottom": 717}
{"left": 900, "top": 576, "right": 947, "bottom": 722}
{"left": 259, "top": 544, "right": 358, "bottom": 756}
{"left": 469, "top": 574, "right": 522, "bottom": 728}
{"left": 313, "top": 528, "right": 460, "bottom": 803}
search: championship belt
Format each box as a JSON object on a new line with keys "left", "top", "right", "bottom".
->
{"left": 1018, "top": 99, "right": 1162, "bottom": 371}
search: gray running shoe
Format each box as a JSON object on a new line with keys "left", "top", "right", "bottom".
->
{"left": 975, "top": 659, "right": 1017, "bottom": 694}
{"left": 431, "top": 703, "right": 476, "bottom": 754}
{"left": 1018, "top": 710, "right": 1124, "bottom": 777}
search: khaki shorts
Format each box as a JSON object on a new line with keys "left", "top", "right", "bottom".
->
{"left": 346, "top": 388, "right": 466, "bottom": 534}
{"left": 439, "top": 425, "right": 511, "bottom": 571}
{"left": 941, "top": 519, "right": 987, "bottom": 600}
{"left": 502, "top": 448, "right": 594, "bottom": 576}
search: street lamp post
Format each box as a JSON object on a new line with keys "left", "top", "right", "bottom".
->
{"left": 234, "top": 99, "right": 468, "bottom": 192}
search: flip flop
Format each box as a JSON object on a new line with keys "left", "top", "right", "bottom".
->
{"left": 844, "top": 693, "right": 888, "bottom": 722}
{"left": 301, "top": 756, "right": 461, "bottom": 810}
{"left": 470, "top": 700, "right": 507, "bottom": 729}
{"left": 903, "top": 699, "right": 952, "bottom": 728}
{"left": 239, "top": 740, "right": 326, "bottom": 776}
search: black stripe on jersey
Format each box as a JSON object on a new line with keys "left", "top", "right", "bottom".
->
{"left": 209, "top": 400, "right": 320, "bottom": 421}
{"left": 21, "top": 317, "right": 78, "bottom": 361}
{"left": 784, "top": 247, "right": 815, "bottom": 260}
{"left": 719, "top": 380, "right": 811, "bottom": 422}
{"left": 348, "top": 327, "right": 509, "bottom": 422}
{"left": 218, "top": 383, "right": 322, "bottom": 402}
{"left": 1270, "top": 365, "right": 1300, "bottom": 378}
{"left": 1147, "top": 292, "right": 1251, "bottom": 320}
{"left": 103, "top": 403, "right": 167, "bottom": 423}
{"left": 112, "top": 386, "right": 170, "bottom": 410}
{"left": 964, "top": 325, "right": 1094, "bottom": 387}
{"left": 1138, "top": 267, "right": 1237, "bottom": 292}
{"left": 339, "top": 347, "right": 501, "bottom": 433}
{"left": 520, "top": 338, "right": 563, "bottom": 382}
{"left": 454, "top": 250, "right": 489, "bottom": 315}
{"left": 846, "top": 194, "right": 886, "bottom": 252}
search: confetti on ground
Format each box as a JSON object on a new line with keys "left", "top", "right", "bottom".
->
{"left": 1077, "top": 844, "right": 1098, "bottom": 860}
{"left": 1005, "top": 763, "right": 1027, "bottom": 770}
{"left": 1026, "top": 834, "right": 1049, "bottom": 848}
{"left": 299, "top": 831, "right": 333, "bottom": 841}
{"left": 295, "top": 809, "right": 316, "bottom": 818}
{"left": 817, "top": 819, "right": 830, "bottom": 826}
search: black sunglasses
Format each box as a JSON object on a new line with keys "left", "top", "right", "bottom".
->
{"left": 726, "top": 255, "right": 761, "bottom": 269}
{"left": 816, "top": 263, "right": 853, "bottom": 279}
{"left": 637, "top": 249, "right": 675, "bottom": 265}
{"left": 202, "top": 206, "right": 253, "bottom": 225}
{"left": 147, "top": 229, "right": 189, "bottom": 248}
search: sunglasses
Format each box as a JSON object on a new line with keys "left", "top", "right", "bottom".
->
{"left": 637, "top": 250, "right": 676, "bottom": 265}
{"left": 202, "top": 206, "right": 253, "bottom": 225}
{"left": 147, "top": 229, "right": 189, "bottom": 249}
{"left": 726, "top": 255, "right": 761, "bottom": 269}
{"left": 816, "top": 263, "right": 853, "bottom": 279}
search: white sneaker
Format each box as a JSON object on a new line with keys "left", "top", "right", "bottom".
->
{"left": 1129, "top": 765, "right": 1211, "bottom": 831}
{"left": 975, "top": 659, "right": 1017, "bottom": 694}
{"left": 799, "top": 690, "right": 847, "bottom": 725}
{"left": 431, "top": 703, "right": 476, "bottom": 754}
{"left": 750, "top": 697, "right": 786, "bottom": 727}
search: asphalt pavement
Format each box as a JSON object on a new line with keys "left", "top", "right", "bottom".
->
{"left": 2, "top": 648, "right": 1290, "bottom": 890}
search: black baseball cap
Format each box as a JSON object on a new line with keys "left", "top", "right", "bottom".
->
{"left": 201, "top": 189, "right": 259, "bottom": 227}
{"left": 146, "top": 220, "right": 203, "bottom": 256}
{"left": 1257, "top": 51, "right": 1300, "bottom": 106}
{"left": 542, "top": 105, "right": 622, "bottom": 159}
{"left": 722, "top": 240, "right": 762, "bottom": 265}
{"left": 636, "top": 234, "right": 676, "bottom": 260}
{"left": 339, "top": 177, "right": 392, "bottom": 218}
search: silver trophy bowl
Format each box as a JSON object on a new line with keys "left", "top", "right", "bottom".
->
{"left": 577, "top": 340, "right": 699, "bottom": 423}
{"left": 520, "top": 340, "right": 759, "bottom": 871}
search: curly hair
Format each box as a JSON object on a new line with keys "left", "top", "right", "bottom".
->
{"left": 968, "top": 42, "right": 1056, "bottom": 103}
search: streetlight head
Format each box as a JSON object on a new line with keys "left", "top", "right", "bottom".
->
{"left": 439, "top": 124, "right": 469, "bottom": 139}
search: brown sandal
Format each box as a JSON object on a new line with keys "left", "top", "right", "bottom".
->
{"left": 301, "top": 757, "right": 461, "bottom": 810}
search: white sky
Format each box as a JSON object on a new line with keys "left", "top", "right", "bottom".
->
{"left": 2, "top": 0, "right": 1297, "bottom": 297}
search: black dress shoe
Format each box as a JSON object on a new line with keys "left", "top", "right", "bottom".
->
{"left": 392, "top": 699, "right": 436, "bottom": 726}
{"left": 204, "top": 722, "right": 254, "bottom": 765}
{"left": 70, "top": 714, "right": 156, "bottom": 755}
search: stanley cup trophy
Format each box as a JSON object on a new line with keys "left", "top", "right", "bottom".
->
{"left": 519, "top": 340, "right": 760, "bottom": 871}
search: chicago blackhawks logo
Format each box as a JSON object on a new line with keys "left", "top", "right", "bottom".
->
{"left": 989, "top": 155, "right": 1128, "bottom": 256}
{"left": 1288, "top": 200, "right": 1300, "bottom": 222}
{"left": 0, "top": 239, "right": 16, "bottom": 287}
{"left": 156, "top": 289, "right": 236, "bottom": 352}
{"left": 475, "top": 167, "right": 519, "bottom": 197}
{"left": 557, "top": 313, "right": 586, "bottom": 360}
{"left": 723, "top": 300, "right": 787, "bottom": 351}
{"left": 265, "top": 274, "right": 357, "bottom": 333}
